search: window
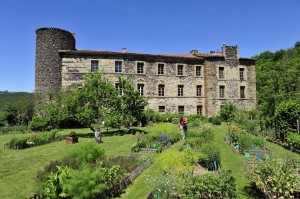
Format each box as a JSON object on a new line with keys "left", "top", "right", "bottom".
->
{"left": 178, "top": 85, "right": 184, "bottom": 96}
{"left": 91, "top": 60, "right": 99, "bottom": 72}
{"left": 115, "top": 61, "right": 122, "bottom": 73}
{"left": 159, "top": 106, "right": 165, "bottom": 113}
{"left": 219, "top": 86, "right": 225, "bottom": 98}
{"left": 137, "top": 84, "right": 144, "bottom": 96}
{"left": 196, "top": 66, "right": 202, "bottom": 76}
{"left": 219, "top": 67, "right": 224, "bottom": 79}
{"left": 196, "top": 85, "right": 202, "bottom": 96}
{"left": 158, "top": 64, "right": 164, "bottom": 75}
{"left": 178, "top": 106, "right": 184, "bottom": 114}
{"left": 197, "top": 105, "right": 203, "bottom": 115}
{"left": 240, "top": 86, "right": 245, "bottom": 98}
{"left": 177, "top": 65, "right": 183, "bottom": 76}
{"left": 158, "top": 84, "right": 165, "bottom": 96}
{"left": 137, "top": 62, "right": 144, "bottom": 74}
{"left": 239, "top": 68, "right": 244, "bottom": 81}
{"left": 115, "top": 83, "right": 123, "bottom": 96}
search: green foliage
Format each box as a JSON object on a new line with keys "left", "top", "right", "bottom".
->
{"left": 62, "top": 163, "right": 120, "bottom": 199}
{"left": 275, "top": 100, "right": 300, "bottom": 133}
{"left": 5, "top": 129, "right": 62, "bottom": 149}
{"left": 29, "top": 116, "right": 51, "bottom": 131}
{"left": 6, "top": 136, "right": 27, "bottom": 149}
{"left": 0, "top": 110, "right": 6, "bottom": 126}
{"left": 177, "top": 170, "right": 237, "bottom": 198}
{"left": 32, "top": 73, "right": 147, "bottom": 129}
{"left": 43, "top": 166, "right": 72, "bottom": 199}
{"left": 66, "top": 142, "right": 106, "bottom": 165}
{"left": 159, "top": 148, "right": 201, "bottom": 175}
{"left": 248, "top": 160, "right": 299, "bottom": 198}
{"left": 209, "top": 114, "right": 222, "bottom": 125}
{"left": 186, "top": 114, "right": 208, "bottom": 128}
{"left": 219, "top": 102, "right": 237, "bottom": 123}
{"left": 200, "top": 143, "right": 220, "bottom": 170}
{"left": 187, "top": 125, "right": 214, "bottom": 150}
{"left": 286, "top": 133, "right": 300, "bottom": 150}
{"left": 2, "top": 93, "right": 35, "bottom": 125}
{"left": 255, "top": 42, "right": 300, "bottom": 127}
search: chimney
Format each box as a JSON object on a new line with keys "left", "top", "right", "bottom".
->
{"left": 190, "top": 50, "right": 198, "bottom": 55}
{"left": 122, "top": 48, "right": 127, "bottom": 53}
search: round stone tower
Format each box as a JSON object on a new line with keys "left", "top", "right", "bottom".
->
{"left": 35, "top": 27, "right": 76, "bottom": 97}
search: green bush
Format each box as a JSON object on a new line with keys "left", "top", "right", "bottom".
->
{"left": 210, "top": 115, "right": 222, "bottom": 125}
{"left": 200, "top": 143, "right": 220, "bottom": 170}
{"left": 6, "top": 137, "right": 28, "bottom": 149}
{"left": 66, "top": 142, "right": 106, "bottom": 165}
{"left": 286, "top": 133, "right": 300, "bottom": 150}
{"left": 29, "top": 116, "right": 51, "bottom": 131}
{"left": 178, "top": 170, "right": 237, "bottom": 198}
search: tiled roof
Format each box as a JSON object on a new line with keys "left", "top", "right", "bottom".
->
{"left": 59, "top": 50, "right": 224, "bottom": 59}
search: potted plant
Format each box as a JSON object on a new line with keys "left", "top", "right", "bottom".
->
{"left": 65, "top": 131, "right": 78, "bottom": 144}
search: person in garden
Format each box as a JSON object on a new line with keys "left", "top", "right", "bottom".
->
{"left": 179, "top": 116, "right": 188, "bottom": 139}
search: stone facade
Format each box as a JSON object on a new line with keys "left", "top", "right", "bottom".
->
{"left": 35, "top": 27, "right": 256, "bottom": 116}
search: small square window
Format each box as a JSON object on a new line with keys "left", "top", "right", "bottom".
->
{"left": 115, "top": 61, "right": 122, "bottom": 73}
{"left": 159, "top": 106, "right": 165, "bottom": 113}
{"left": 91, "top": 60, "right": 99, "bottom": 72}
{"left": 137, "top": 62, "right": 144, "bottom": 74}
{"left": 178, "top": 106, "right": 184, "bottom": 114}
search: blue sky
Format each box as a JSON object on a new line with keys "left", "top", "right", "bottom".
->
{"left": 0, "top": 0, "right": 299, "bottom": 92}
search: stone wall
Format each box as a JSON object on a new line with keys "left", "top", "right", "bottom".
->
{"left": 60, "top": 49, "right": 255, "bottom": 116}
{"left": 35, "top": 27, "right": 255, "bottom": 116}
{"left": 35, "top": 27, "right": 75, "bottom": 96}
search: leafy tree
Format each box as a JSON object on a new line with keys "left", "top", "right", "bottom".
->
{"left": 275, "top": 100, "right": 300, "bottom": 134}
{"left": 31, "top": 72, "right": 147, "bottom": 129}
{"left": 254, "top": 41, "right": 300, "bottom": 128}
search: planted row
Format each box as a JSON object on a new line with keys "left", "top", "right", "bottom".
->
{"left": 32, "top": 143, "right": 150, "bottom": 199}
{"left": 4, "top": 130, "right": 62, "bottom": 149}
{"left": 131, "top": 123, "right": 180, "bottom": 153}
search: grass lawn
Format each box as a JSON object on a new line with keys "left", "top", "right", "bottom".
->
{"left": 0, "top": 128, "right": 138, "bottom": 199}
{"left": 213, "top": 123, "right": 300, "bottom": 198}
{"left": 0, "top": 123, "right": 299, "bottom": 198}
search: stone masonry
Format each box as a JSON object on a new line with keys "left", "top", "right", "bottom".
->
{"left": 35, "top": 27, "right": 256, "bottom": 116}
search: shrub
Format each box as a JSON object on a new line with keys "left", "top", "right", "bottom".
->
{"left": 200, "top": 143, "right": 220, "bottom": 170}
{"left": 29, "top": 116, "right": 51, "bottom": 131}
{"left": 178, "top": 170, "right": 237, "bottom": 198}
{"left": 286, "top": 132, "right": 300, "bottom": 150}
{"left": 6, "top": 137, "right": 28, "bottom": 149}
{"left": 210, "top": 115, "right": 222, "bottom": 125}
{"left": 248, "top": 160, "right": 298, "bottom": 198}
{"left": 66, "top": 142, "right": 106, "bottom": 165}
{"left": 238, "top": 132, "right": 253, "bottom": 152}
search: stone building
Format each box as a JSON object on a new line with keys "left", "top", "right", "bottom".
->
{"left": 35, "top": 27, "right": 256, "bottom": 116}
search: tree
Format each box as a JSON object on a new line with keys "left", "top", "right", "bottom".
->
{"left": 31, "top": 72, "right": 147, "bottom": 129}
{"left": 275, "top": 100, "right": 300, "bottom": 134}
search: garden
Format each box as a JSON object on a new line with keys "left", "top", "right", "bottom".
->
{"left": 0, "top": 70, "right": 300, "bottom": 198}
